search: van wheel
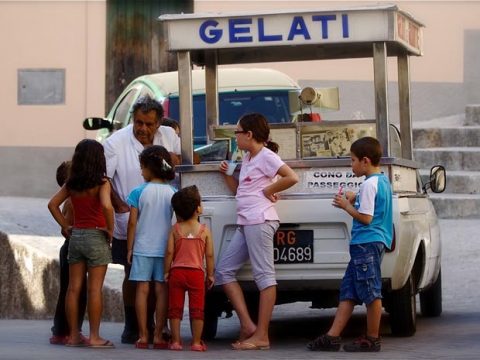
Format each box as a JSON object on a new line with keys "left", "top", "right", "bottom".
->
{"left": 202, "top": 293, "right": 219, "bottom": 340}
{"left": 246, "top": 294, "right": 259, "bottom": 323}
{"left": 389, "top": 274, "right": 416, "bottom": 336}
{"left": 420, "top": 268, "right": 442, "bottom": 317}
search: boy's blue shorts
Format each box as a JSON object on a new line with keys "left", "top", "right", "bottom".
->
{"left": 339, "top": 242, "right": 385, "bottom": 305}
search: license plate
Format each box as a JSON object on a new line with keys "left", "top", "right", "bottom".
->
{"left": 273, "top": 229, "right": 314, "bottom": 264}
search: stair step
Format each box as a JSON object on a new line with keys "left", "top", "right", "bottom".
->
{"left": 420, "top": 170, "right": 480, "bottom": 194}
{"left": 413, "top": 127, "right": 480, "bottom": 148}
{"left": 428, "top": 193, "right": 480, "bottom": 218}
{"left": 413, "top": 147, "right": 480, "bottom": 171}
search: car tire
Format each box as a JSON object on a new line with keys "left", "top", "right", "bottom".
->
{"left": 389, "top": 273, "right": 417, "bottom": 336}
{"left": 202, "top": 293, "right": 219, "bottom": 340}
{"left": 246, "top": 294, "right": 260, "bottom": 323}
{"left": 420, "top": 268, "right": 442, "bottom": 317}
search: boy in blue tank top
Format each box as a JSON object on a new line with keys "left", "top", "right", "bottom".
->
{"left": 307, "top": 136, "right": 392, "bottom": 353}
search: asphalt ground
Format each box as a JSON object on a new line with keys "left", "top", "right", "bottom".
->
{"left": 1, "top": 197, "right": 479, "bottom": 359}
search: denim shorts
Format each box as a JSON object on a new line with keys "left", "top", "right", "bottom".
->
{"left": 339, "top": 242, "right": 385, "bottom": 305}
{"left": 129, "top": 255, "right": 165, "bottom": 282}
{"left": 68, "top": 228, "right": 112, "bottom": 267}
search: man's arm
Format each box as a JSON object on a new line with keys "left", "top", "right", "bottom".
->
{"left": 108, "top": 179, "right": 129, "bottom": 213}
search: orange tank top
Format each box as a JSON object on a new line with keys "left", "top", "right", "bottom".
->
{"left": 171, "top": 223, "right": 206, "bottom": 272}
{"left": 70, "top": 195, "right": 106, "bottom": 229}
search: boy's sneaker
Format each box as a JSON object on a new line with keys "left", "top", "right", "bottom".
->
{"left": 306, "top": 334, "right": 341, "bottom": 351}
{"left": 343, "top": 335, "right": 381, "bottom": 352}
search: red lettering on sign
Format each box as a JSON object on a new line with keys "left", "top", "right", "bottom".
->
{"left": 276, "top": 231, "right": 286, "bottom": 246}
{"left": 275, "top": 231, "right": 297, "bottom": 246}
{"left": 286, "top": 231, "right": 296, "bottom": 245}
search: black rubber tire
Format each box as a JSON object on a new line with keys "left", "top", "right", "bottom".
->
{"left": 420, "top": 269, "right": 442, "bottom": 317}
{"left": 246, "top": 294, "right": 260, "bottom": 323}
{"left": 389, "top": 274, "right": 417, "bottom": 337}
{"left": 202, "top": 294, "right": 219, "bottom": 340}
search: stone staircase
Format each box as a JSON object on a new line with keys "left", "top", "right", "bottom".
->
{"left": 413, "top": 106, "right": 480, "bottom": 218}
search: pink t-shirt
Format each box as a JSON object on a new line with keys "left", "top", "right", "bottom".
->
{"left": 236, "top": 147, "right": 285, "bottom": 225}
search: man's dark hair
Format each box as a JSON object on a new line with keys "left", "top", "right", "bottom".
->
{"left": 171, "top": 185, "right": 201, "bottom": 221}
{"left": 131, "top": 95, "right": 164, "bottom": 121}
{"left": 56, "top": 161, "right": 71, "bottom": 187}
{"left": 350, "top": 136, "right": 383, "bottom": 166}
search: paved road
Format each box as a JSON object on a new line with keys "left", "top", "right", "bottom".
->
{"left": 0, "top": 197, "right": 479, "bottom": 359}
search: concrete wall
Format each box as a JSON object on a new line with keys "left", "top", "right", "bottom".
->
{"left": 0, "top": 1, "right": 105, "bottom": 197}
{"left": 0, "top": 147, "right": 74, "bottom": 197}
{"left": 1, "top": 1, "right": 480, "bottom": 197}
{"left": 0, "top": 232, "right": 123, "bottom": 321}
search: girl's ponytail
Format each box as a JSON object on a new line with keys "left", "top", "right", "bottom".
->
{"left": 265, "top": 140, "right": 279, "bottom": 154}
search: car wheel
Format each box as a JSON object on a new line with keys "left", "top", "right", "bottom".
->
{"left": 389, "top": 273, "right": 416, "bottom": 336}
{"left": 246, "top": 294, "right": 260, "bottom": 323}
{"left": 420, "top": 268, "right": 442, "bottom": 317}
{"left": 202, "top": 293, "right": 219, "bottom": 340}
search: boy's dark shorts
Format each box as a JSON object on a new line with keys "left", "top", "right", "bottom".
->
{"left": 111, "top": 237, "right": 128, "bottom": 266}
{"left": 339, "top": 242, "right": 385, "bottom": 305}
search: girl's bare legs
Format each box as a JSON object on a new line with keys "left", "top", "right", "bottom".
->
{"left": 135, "top": 281, "right": 149, "bottom": 344}
{"left": 66, "top": 261, "right": 86, "bottom": 344}
{"left": 169, "top": 318, "right": 181, "bottom": 345}
{"left": 222, "top": 281, "right": 257, "bottom": 342}
{"left": 153, "top": 282, "right": 168, "bottom": 345}
{"left": 87, "top": 264, "right": 108, "bottom": 345}
{"left": 191, "top": 319, "right": 204, "bottom": 346}
{"left": 241, "top": 285, "right": 276, "bottom": 347}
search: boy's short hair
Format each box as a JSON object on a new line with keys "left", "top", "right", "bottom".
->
{"left": 56, "top": 161, "right": 71, "bottom": 187}
{"left": 350, "top": 137, "right": 382, "bottom": 166}
{"left": 162, "top": 117, "right": 180, "bottom": 132}
{"left": 171, "top": 185, "right": 201, "bottom": 221}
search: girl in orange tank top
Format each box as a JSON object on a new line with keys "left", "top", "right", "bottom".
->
{"left": 164, "top": 185, "right": 214, "bottom": 351}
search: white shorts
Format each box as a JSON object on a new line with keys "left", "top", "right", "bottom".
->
{"left": 215, "top": 221, "right": 279, "bottom": 291}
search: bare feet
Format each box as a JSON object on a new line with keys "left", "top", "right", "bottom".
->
{"left": 231, "top": 325, "right": 256, "bottom": 347}
{"left": 232, "top": 333, "right": 270, "bottom": 350}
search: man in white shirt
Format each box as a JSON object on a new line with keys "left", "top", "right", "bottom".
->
{"left": 104, "top": 95, "right": 180, "bottom": 344}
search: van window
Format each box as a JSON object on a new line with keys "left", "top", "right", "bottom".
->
{"left": 169, "top": 90, "right": 291, "bottom": 145}
{"left": 113, "top": 89, "right": 139, "bottom": 127}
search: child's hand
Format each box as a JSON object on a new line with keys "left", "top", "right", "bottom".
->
{"left": 332, "top": 193, "right": 350, "bottom": 209}
{"left": 345, "top": 191, "right": 356, "bottom": 204}
{"left": 206, "top": 275, "right": 215, "bottom": 290}
{"left": 97, "top": 227, "right": 113, "bottom": 246}
{"left": 127, "top": 250, "right": 133, "bottom": 265}
{"left": 61, "top": 226, "right": 72, "bottom": 239}
{"left": 263, "top": 189, "right": 278, "bottom": 203}
{"left": 219, "top": 160, "right": 229, "bottom": 174}
{"left": 164, "top": 272, "right": 169, "bottom": 282}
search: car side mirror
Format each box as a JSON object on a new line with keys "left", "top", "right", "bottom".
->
{"left": 83, "top": 117, "right": 113, "bottom": 131}
{"left": 428, "top": 165, "right": 446, "bottom": 193}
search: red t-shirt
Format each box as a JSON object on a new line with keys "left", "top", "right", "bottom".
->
{"left": 70, "top": 195, "right": 106, "bottom": 229}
